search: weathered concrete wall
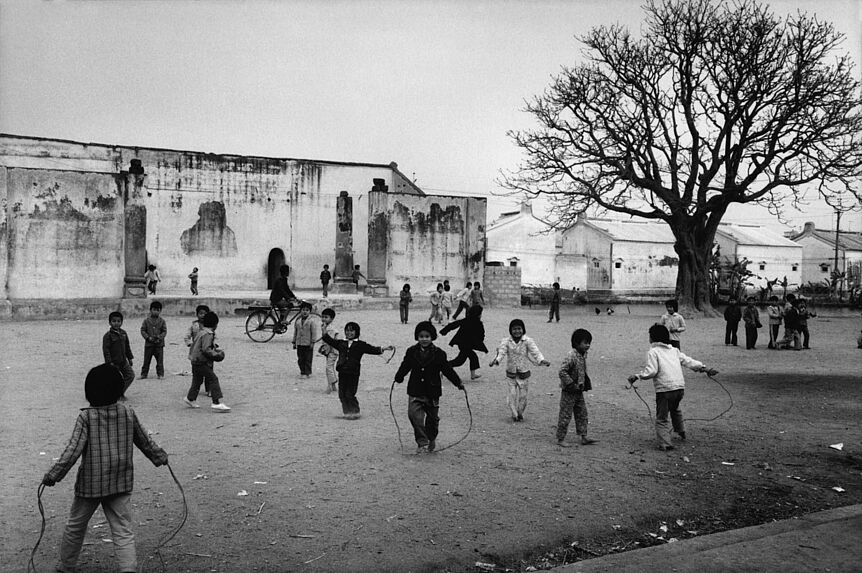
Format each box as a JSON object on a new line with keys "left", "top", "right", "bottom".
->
{"left": 0, "top": 166, "right": 8, "bottom": 300}
{"left": 486, "top": 209, "right": 558, "bottom": 286}
{"left": 554, "top": 254, "right": 588, "bottom": 290}
{"left": 5, "top": 168, "right": 124, "bottom": 298}
{"left": 561, "top": 224, "right": 612, "bottom": 291}
{"left": 371, "top": 191, "right": 486, "bottom": 295}
{"left": 611, "top": 242, "right": 678, "bottom": 292}
{"left": 484, "top": 265, "right": 521, "bottom": 307}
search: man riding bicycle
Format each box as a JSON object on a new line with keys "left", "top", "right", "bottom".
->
{"left": 270, "top": 264, "right": 297, "bottom": 323}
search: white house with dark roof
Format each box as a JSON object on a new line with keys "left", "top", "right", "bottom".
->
{"left": 791, "top": 222, "right": 862, "bottom": 290}
{"left": 714, "top": 223, "right": 803, "bottom": 292}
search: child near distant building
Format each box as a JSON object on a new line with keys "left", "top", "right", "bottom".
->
{"left": 352, "top": 264, "right": 366, "bottom": 292}
{"left": 184, "top": 311, "right": 230, "bottom": 412}
{"left": 489, "top": 319, "right": 551, "bottom": 422}
{"left": 320, "top": 264, "right": 332, "bottom": 298}
{"left": 140, "top": 300, "right": 167, "bottom": 379}
{"left": 440, "top": 305, "right": 488, "bottom": 380}
{"left": 797, "top": 299, "right": 816, "bottom": 349}
{"left": 393, "top": 321, "right": 465, "bottom": 453}
{"left": 188, "top": 267, "right": 199, "bottom": 295}
{"left": 292, "top": 301, "right": 321, "bottom": 378}
{"left": 318, "top": 308, "right": 339, "bottom": 394}
{"left": 441, "top": 283, "right": 454, "bottom": 322}
{"left": 548, "top": 282, "right": 561, "bottom": 323}
{"left": 742, "top": 296, "right": 762, "bottom": 349}
{"left": 627, "top": 324, "right": 718, "bottom": 451}
{"left": 322, "top": 322, "right": 394, "bottom": 419}
{"left": 659, "top": 299, "right": 686, "bottom": 348}
{"left": 399, "top": 283, "right": 412, "bottom": 324}
{"left": 184, "top": 304, "right": 211, "bottom": 395}
{"left": 766, "top": 296, "right": 782, "bottom": 349}
{"left": 452, "top": 282, "right": 472, "bottom": 320}
{"left": 723, "top": 297, "right": 741, "bottom": 346}
{"left": 779, "top": 297, "right": 802, "bottom": 350}
{"left": 144, "top": 264, "right": 160, "bottom": 295}
{"left": 41, "top": 364, "right": 169, "bottom": 573}
{"left": 556, "top": 328, "right": 597, "bottom": 447}
{"left": 429, "top": 283, "right": 444, "bottom": 324}
{"left": 102, "top": 311, "right": 135, "bottom": 400}
{"left": 470, "top": 281, "right": 485, "bottom": 308}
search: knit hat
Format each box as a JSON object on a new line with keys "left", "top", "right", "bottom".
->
{"left": 414, "top": 321, "right": 437, "bottom": 341}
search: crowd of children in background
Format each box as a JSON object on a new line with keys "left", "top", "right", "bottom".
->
{"left": 723, "top": 292, "right": 819, "bottom": 350}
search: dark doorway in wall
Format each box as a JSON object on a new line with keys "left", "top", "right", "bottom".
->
{"left": 267, "top": 248, "right": 286, "bottom": 289}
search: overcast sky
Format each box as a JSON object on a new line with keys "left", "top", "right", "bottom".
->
{"left": 1, "top": 0, "right": 860, "bottom": 232}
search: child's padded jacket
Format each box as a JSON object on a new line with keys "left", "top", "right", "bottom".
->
{"left": 394, "top": 343, "right": 462, "bottom": 398}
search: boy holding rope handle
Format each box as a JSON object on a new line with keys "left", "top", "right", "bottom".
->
{"left": 393, "top": 321, "right": 465, "bottom": 453}
{"left": 627, "top": 324, "right": 718, "bottom": 451}
{"left": 41, "top": 364, "right": 169, "bottom": 573}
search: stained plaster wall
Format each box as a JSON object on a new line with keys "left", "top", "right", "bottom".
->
{"left": 486, "top": 214, "right": 558, "bottom": 286}
{"left": 611, "top": 242, "right": 678, "bottom": 292}
{"left": 715, "top": 234, "right": 802, "bottom": 291}
{"left": 369, "top": 191, "right": 486, "bottom": 295}
{"left": 4, "top": 168, "right": 124, "bottom": 298}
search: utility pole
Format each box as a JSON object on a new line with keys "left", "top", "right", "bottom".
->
{"left": 833, "top": 210, "right": 842, "bottom": 299}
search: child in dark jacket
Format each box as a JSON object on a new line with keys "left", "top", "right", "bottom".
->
{"left": 394, "top": 321, "right": 464, "bottom": 453}
{"left": 184, "top": 312, "right": 230, "bottom": 412}
{"left": 322, "top": 322, "right": 394, "bottom": 419}
{"left": 42, "top": 364, "right": 168, "bottom": 573}
{"left": 439, "top": 304, "right": 488, "bottom": 380}
{"left": 723, "top": 297, "right": 742, "bottom": 346}
{"left": 140, "top": 300, "right": 167, "bottom": 379}
{"left": 102, "top": 311, "right": 135, "bottom": 399}
{"left": 399, "top": 284, "right": 413, "bottom": 324}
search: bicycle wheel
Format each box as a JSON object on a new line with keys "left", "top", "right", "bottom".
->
{"left": 245, "top": 310, "right": 277, "bottom": 342}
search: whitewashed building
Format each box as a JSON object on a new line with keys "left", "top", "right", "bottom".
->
{"left": 715, "top": 223, "right": 803, "bottom": 292}
{"left": 791, "top": 222, "right": 862, "bottom": 290}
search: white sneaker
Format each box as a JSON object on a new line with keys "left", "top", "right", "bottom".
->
{"left": 183, "top": 398, "right": 200, "bottom": 409}
{"left": 211, "top": 403, "right": 231, "bottom": 412}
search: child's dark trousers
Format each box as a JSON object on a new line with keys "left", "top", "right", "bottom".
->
{"left": 296, "top": 345, "right": 313, "bottom": 376}
{"left": 556, "top": 389, "right": 588, "bottom": 441}
{"left": 655, "top": 389, "right": 685, "bottom": 447}
{"left": 449, "top": 346, "right": 479, "bottom": 370}
{"left": 745, "top": 324, "right": 758, "bottom": 349}
{"left": 188, "top": 363, "right": 223, "bottom": 402}
{"left": 548, "top": 303, "right": 560, "bottom": 322}
{"left": 399, "top": 304, "right": 409, "bottom": 324}
{"left": 141, "top": 346, "right": 164, "bottom": 377}
{"left": 338, "top": 372, "right": 361, "bottom": 415}
{"left": 408, "top": 396, "right": 439, "bottom": 447}
{"left": 724, "top": 322, "right": 739, "bottom": 345}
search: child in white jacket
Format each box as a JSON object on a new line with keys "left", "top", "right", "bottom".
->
{"left": 490, "top": 319, "right": 550, "bottom": 422}
{"left": 627, "top": 324, "right": 717, "bottom": 451}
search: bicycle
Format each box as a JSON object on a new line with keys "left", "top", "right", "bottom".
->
{"left": 244, "top": 300, "right": 318, "bottom": 343}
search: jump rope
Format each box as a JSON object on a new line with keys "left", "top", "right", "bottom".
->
{"left": 624, "top": 372, "right": 734, "bottom": 423}
{"left": 28, "top": 463, "right": 189, "bottom": 573}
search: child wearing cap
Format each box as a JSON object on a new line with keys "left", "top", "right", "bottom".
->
{"left": 393, "top": 321, "right": 465, "bottom": 453}
{"left": 489, "top": 319, "right": 551, "bottom": 422}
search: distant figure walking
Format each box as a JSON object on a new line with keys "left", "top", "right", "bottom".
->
{"left": 188, "top": 267, "right": 199, "bottom": 296}
{"left": 144, "top": 265, "right": 160, "bottom": 295}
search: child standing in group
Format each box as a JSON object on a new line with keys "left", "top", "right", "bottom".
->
{"left": 393, "top": 321, "right": 465, "bottom": 453}
{"left": 184, "top": 304, "right": 211, "bottom": 395}
{"left": 140, "top": 300, "right": 167, "bottom": 379}
{"left": 547, "top": 282, "right": 561, "bottom": 323}
{"left": 780, "top": 297, "right": 802, "bottom": 350}
{"left": 144, "top": 264, "right": 160, "bottom": 295}
{"left": 320, "top": 264, "right": 332, "bottom": 298}
{"left": 797, "top": 299, "right": 816, "bottom": 349}
{"left": 441, "top": 283, "right": 454, "bottom": 323}
{"left": 319, "top": 308, "right": 340, "bottom": 394}
{"left": 440, "top": 305, "right": 488, "bottom": 380}
{"left": 767, "top": 296, "right": 783, "bottom": 349}
{"left": 470, "top": 281, "right": 485, "bottom": 308}
{"left": 723, "top": 297, "right": 741, "bottom": 346}
{"left": 742, "top": 296, "right": 762, "bottom": 349}
{"left": 489, "top": 319, "right": 551, "bottom": 422}
{"left": 557, "top": 328, "right": 597, "bottom": 446}
{"left": 42, "top": 364, "right": 169, "bottom": 573}
{"left": 292, "top": 301, "right": 321, "bottom": 379}
{"left": 399, "top": 283, "right": 413, "bottom": 324}
{"left": 660, "top": 299, "right": 686, "bottom": 348}
{"left": 188, "top": 267, "right": 199, "bottom": 295}
{"left": 321, "top": 322, "right": 394, "bottom": 419}
{"left": 452, "top": 282, "right": 472, "bottom": 320}
{"left": 429, "top": 283, "right": 444, "bottom": 324}
{"left": 627, "top": 324, "right": 717, "bottom": 451}
{"left": 184, "top": 311, "right": 230, "bottom": 412}
{"left": 102, "top": 311, "right": 134, "bottom": 399}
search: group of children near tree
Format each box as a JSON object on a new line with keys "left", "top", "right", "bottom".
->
{"left": 723, "top": 293, "right": 817, "bottom": 350}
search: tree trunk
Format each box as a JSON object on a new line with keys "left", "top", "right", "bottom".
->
{"left": 673, "top": 228, "right": 720, "bottom": 317}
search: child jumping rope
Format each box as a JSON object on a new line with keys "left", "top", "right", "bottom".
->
{"left": 489, "top": 319, "right": 551, "bottom": 422}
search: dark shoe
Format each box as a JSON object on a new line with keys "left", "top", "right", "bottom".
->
{"left": 428, "top": 440, "right": 436, "bottom": 452}
{"left": 581, "top": 437, "right": 597, "bottom": 445}
{"left": 517, "top": 414, "right": 524, "bottom": 422}
{"left": 556, "top": 439, "right": 571, "bottom": 448}
{"left": 512, "top": 415, "right": 519, "bottom": 422}
{"left": 658, "top": 444, "right": 675, "bottom": 451}
{"left": 416, "top": 445, "right": 429, "bottom": 454}
{"left": 139, "top": 374, "right": 148, "bottom": 379}
{"left": 678, "top": 432, "right": 686, "bottom": 441}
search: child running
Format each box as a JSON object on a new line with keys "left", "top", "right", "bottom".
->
{"left": 140, "top": 300, "right": 167, "bottom": 379}
{"left": 393, "top": 321, "right": 465, "bottom": 453}
{"left": 440, "top": 305, "right": 488, "bottom": 380}
{"left": 489, "top": 319, "right": 551, "bottom": 422}
{"left": 452, "top": 282, "right": 472, "bottom": 320}
{"left": 399, "top": 283, "right": 413, "bottom": 324}
{"left": 627, "top": 324, "right": 718, "bottom": 451}
{"left": 41, "top": 364, "right": 169, "bottom": 573}
{"left": 429, "top": 283, "right": 444, "bottom": 324}
{"left": 184, "top": 304, "right": 211, "bottom": 395}
{"left": 557, "top": 328, "right": 597, "bottom": 446}
{"left": 184, "top": 311, "right": 230, "bottom": 412}
{"left": 318, "top": 308, "right": 340, "bottom": 394}
{"left": 659, "top": 299, "right": 686, "bottom": 348}
{"left": 441, "top": 283, "right": 454, "bottom": 323}
{"left": 322, "top": 322, "right": 394, "bottom": 419}
{"left": 102, "top": 311, "right": 135, "bottom": 400}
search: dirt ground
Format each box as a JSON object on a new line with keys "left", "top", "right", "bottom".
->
{"left": 2, "top": 304, "right": 861, "bottom": 573}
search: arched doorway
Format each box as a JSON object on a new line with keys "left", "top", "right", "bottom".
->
{"left": 267, "top": 248, "right": 286, "bottom": 289}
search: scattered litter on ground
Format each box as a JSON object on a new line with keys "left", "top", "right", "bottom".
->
{"left": 237, "top": 490, "right": 249, "bottom": 496}
{"left": 193, "top": 474, "right": 207, "bottom": 480}
{"left": 683, "top": 456, "right": 690, "bottom": 463}
{"left": 829, "top": 443, "right": 844, "bottom": 451}
{"left": 446, "top": 490, "right": 463, "bottom": 496}
{"left": 832, "top": 486, "right": 845, "bottom": 493}
{"left": 289, "top": 534, "right": 315, "bottom": 538}
{"left": 721, "top": 462, "right": 735, "bottom": 466}
{"left": 675, "top": 519, "right": 685, "bottom": 527}
{"left": 788, "top": 476, "right": 805, "bottom": 481}
{"left": 253, "top": 481, "right": 268, "bottom": 484}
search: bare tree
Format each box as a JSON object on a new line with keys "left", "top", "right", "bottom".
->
{"left": 502, "top": 0, "right": 862, "bottom": 313}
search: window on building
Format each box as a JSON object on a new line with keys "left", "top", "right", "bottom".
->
{"left": 593, "top": 261, "right": 600, "bottom": 268}
{"left": 791, "top": 264, "right": 798, "bottom": 272}
{"left": 820, "top": 264, "right": 830, "bottom": 273}
{"left": 614, "top": 262, "right": 622, "bottom": 269}
{"left": 758, "top": 262, "right": 766, "bottom": 271}
{"left": 509, "top": 261, "right": 518, "bottom": 267}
